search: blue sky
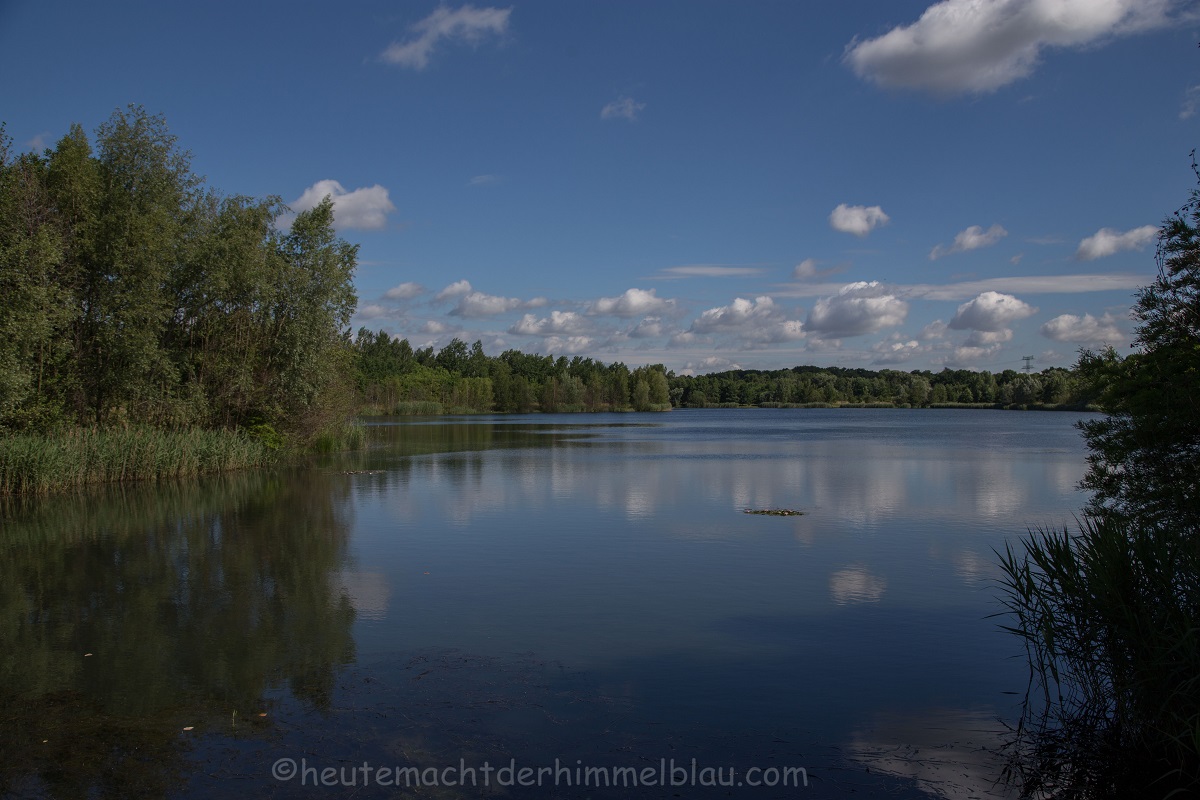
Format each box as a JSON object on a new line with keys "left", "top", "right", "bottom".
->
{"left": 3, "top": 0, "right": 1198, "bottom": 374}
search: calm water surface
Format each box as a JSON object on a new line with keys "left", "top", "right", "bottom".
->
{"left": 0, "top": 409, "right": 1096, "bottom": 798}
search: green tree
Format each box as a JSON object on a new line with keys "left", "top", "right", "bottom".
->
{"left": 263, "top": 196, "right": 358, "bottom": 435}
{"left": 80, "top": 106, "right": 199, "bottom": 424}
{"left": 1076, "top": 174, "right": 1200, "bottom": 529}
{"left": 0, "top": 130, "right": 73, "bottom": 430}
{"left": 999, "top": 161, "right": 1200, "bottom": 797}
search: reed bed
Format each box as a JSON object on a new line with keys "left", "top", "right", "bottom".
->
{"left": 392, "top": 400, "right": 446, "bottom": 415}
{"left": 0, "top": 426, "right": 276, "bottom": 495}
{"left": 310, "top": 419, "right": 368, "bottom": 454}
{"left": 997, "top": 516, "right": 1200, "bottom": 796}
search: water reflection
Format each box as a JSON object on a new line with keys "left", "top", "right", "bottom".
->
{"left": 348, "top": 414, "right": 1088, "bottom": 535}
{"left": 0, "top": 471, "right": 356, "bottom": 797}
{"left": 0, "top": 410, "right": 1095, "bottom": 798}
{"left": 830, "top": 565, "right": 888, "bottom": 604}
{"left": 847, "top": 708, "right": 1015, "bottom": 799}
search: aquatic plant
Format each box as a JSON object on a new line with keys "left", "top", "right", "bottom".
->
{"left": 0, "top": 426, "right": 275, "bottom": 495}
{"left": 997, "top": 516, "right": 1200, "bottom": 797}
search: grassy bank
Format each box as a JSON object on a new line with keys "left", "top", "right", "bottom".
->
{"left": 0, "top": 426, "right": 278, "bottom": 495}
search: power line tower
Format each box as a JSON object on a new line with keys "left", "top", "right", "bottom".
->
{"left": 1022, "top": 355, "right": 1035, "bottom": 374}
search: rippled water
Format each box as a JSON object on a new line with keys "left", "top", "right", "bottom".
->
{"left": 0, "top": 408, "right": 1097, "bottom": 798}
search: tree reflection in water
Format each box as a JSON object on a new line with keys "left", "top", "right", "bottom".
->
{"left": 0, "top": 471, "right": 356, "bottom": 798}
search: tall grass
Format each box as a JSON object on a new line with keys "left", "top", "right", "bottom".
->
{"left": 392, "top": 400, "right": 446, "bottom": 415}
{"left": 0, "top": 426, "right": 276, "bottom": 495}
{"left": 996, "top": 515, "right": 1200, "bottom": 797}
{"left": 310, "top": 419, "right": 368, "bottom": 454}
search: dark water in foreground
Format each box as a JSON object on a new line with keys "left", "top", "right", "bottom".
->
{"left": 0, "top": 409, "right": 1097, "bottom": 798}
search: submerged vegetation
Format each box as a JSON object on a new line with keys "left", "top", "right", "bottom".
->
{"left": 997, "top": 162, "right": 1200, "bottom": 798}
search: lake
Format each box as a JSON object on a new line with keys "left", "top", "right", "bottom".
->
{"left": 0, "top": 408, "right": 1097, "bottom": 798}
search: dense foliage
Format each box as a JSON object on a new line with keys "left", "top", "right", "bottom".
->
{"left": 354, "top": 330, "right": 670, "bottom": 413}
{"left": 0, "top": 108, "right": 358, "bottom": 443}
{"left": 354, "top": 330, "right": 1091, "bottom": 414}
{"left": 668, "top": 364, "right": 1088, "bottom": 408}
{"left": 999, "top": 162, "right": 1200, "bottom": 798}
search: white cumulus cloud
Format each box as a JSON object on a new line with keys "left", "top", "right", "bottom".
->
{"left": 1075, "top": 225, "right": 1157, "bottom": 260}
{"left": 543, "top": 336, "right": 593, "bottom": 354}
{"left": 381, "top": 4, "right": 511, "bottom": 70}
{"left": 793, "top": 259, "right": 820, "bottom": 279}
{"left": 358, "top": 303, "right": 390, "bottom": 319}
{"left": 678, "top": 296, "right": 805, "bottom": 349}
{"left": 291, "top": 180, "right": 396, "bottom": 231}
{"left": 845, "top": 0, "right": 1179, "bottom": 95}
{"left": 589, "top": 288, "right": 673, "bottom": 318}
{"left": 509, "top": 311, "right": 588, "bottom": 336}
{"left": 930, "top": 224, "right": 1008, "bottom": 260}
{"left": 748, "top": 320, "right": 807, "bottom": 345}
{"left": 806, "top": 281, "right": 908, "bottom": 337}
{"left": 1039, "top": 312, "right": 1124, "bottom": 342}
{"left": 965, "top": 328, "right": 1015, "bottom": 346}
{"left": 920, "top": 319, "right": 949, "bottom": 340}
{"left": 384, "top": 282, "right": 424, "bottom": 300}
{"left": 948, "top": 291, "right": 1037, "bottom": 331}
{"left": 450, "top": 291, "right": 527, "bottom": 318}
{"left": 667, "top": 331, "right": 700, "bottom": 347}
{"left": 690, "top": 296, "right": 781, "bottom": 333}
{"left": 829, "top": 204, "right": 890, "bottom": 237}
{"left": 627, "top": 317, "right": 666, "bottom": 339}
{"left": 872, "top": 338, "right": 926, "bottom": 365}
{"left": 436, "top": 280, "right": 473, "bottom": 301}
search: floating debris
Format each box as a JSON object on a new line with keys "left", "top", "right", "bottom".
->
{"left": 343, "top": 470, "right": 386, "bottom": 475}
{"left": 743, "top": 508, "right": 805, "bottom": 516}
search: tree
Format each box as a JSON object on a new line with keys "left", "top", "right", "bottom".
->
{"left": 263, "top": 196, "right": 358, "bottom": 435}
{"left": 80, "top": 106, "right": 199, "bottom": 424}
{"left": 998, "top": 160, "right": 1200, "bottom": 797}
{"left": 0, "top": 129, "right": 74, "bottom": 430}
{"left": 1077, "top": 161, "right": 1200, "bottom": 530}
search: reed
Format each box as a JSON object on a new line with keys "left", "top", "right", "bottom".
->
{"left": 0, "top": 426, "right": 276, "bottom": 495}
{"left": 392, "top": 400, "right": 445, "bottom": 415}
{"left": 996, "top": 515, "right": 1200, "bottom": 797}
{"left": 310, "top": 419, "right": 368, "bottom": 454}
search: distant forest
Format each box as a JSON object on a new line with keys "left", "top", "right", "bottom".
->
{"left": 353, "top": 330, "right": 1094, "bottom": 414}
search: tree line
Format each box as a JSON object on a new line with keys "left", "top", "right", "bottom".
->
{"left": 354, "top": 329, "right": 1093, "bottom": 414}
{"left": 0, "top": 107, "right": 358, "bottom": 443}
{"left": 354, "top": 330, "right": 670, "bottom": 414}
{"left": 668, "top": 363, "right": 1090, "bottom": 408}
